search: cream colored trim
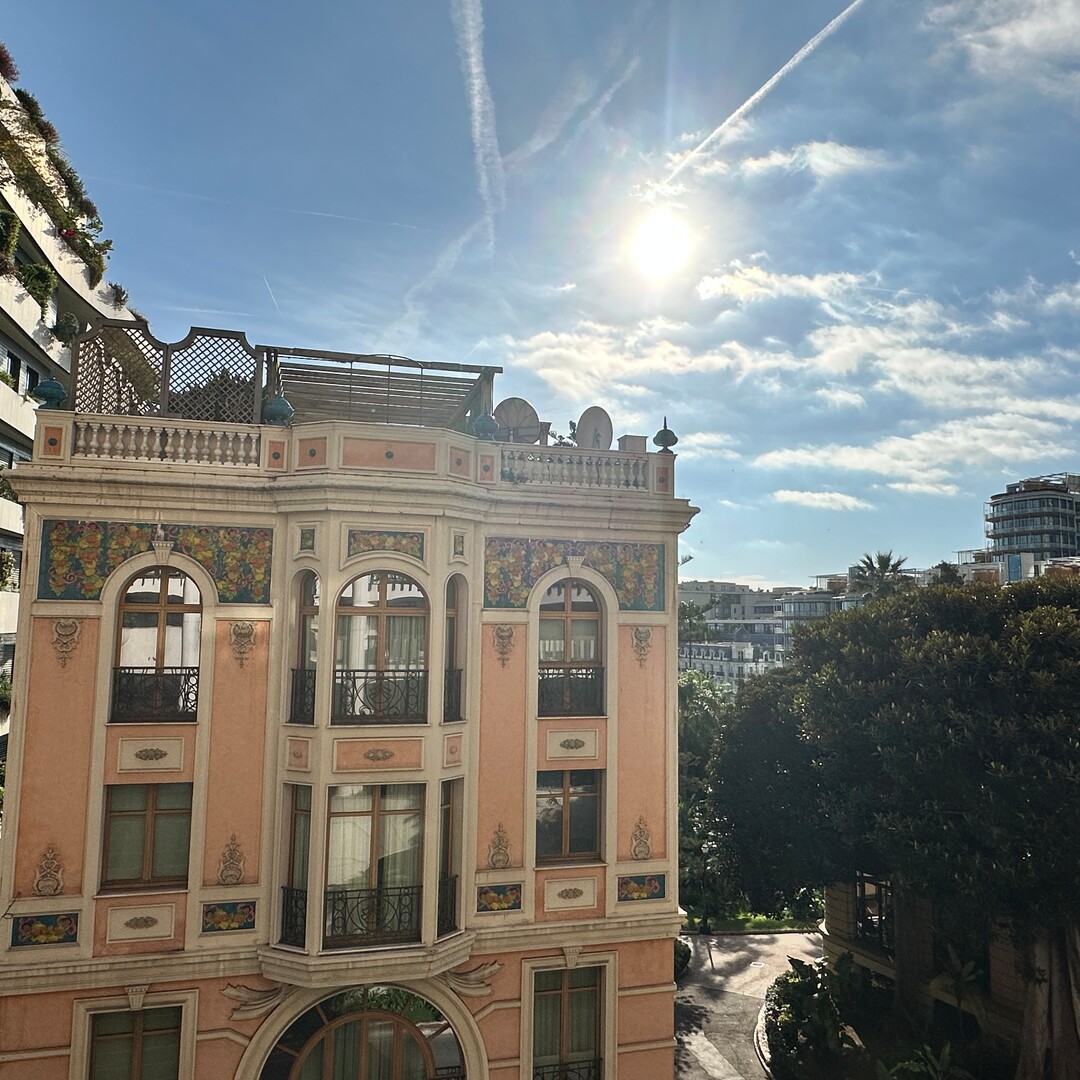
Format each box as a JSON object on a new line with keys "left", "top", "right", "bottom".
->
{"left": 0, "top": 1047, "right": 70, "bottom": 1062}
{"left": 69, "top": 988, "right": 198, "bottom": 1080}
{"left": 471, "top": 998, "right": 520, "bottom": 1024}
{"left": 618, "top": 1038, "right": 675, "bottom": 1052}
{"left": 195, "top": 1028, "right": 251, "bottom": 1048}
{"left": 618, "top": 982, "right": 676, "bottom": 997}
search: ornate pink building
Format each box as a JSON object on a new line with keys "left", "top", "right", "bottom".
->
{"left": 0, "top": 324, "right": 695, "bottom": 1080}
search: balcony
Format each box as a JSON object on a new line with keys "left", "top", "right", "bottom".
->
{"left": 323, "top": 884, "right": 422, "bottom": 948}
{"left": 290, "top": 668, "right": 316, "bottom": 724}
{"left": 437, "top": 874, "right": 459, "bottom": 937}
{"left": 444, "top": 668, "right": 463, "bottom": 722}
{"left": 332, "top": 669, "right": 427, "bottom": 725}
{"left": 280, "top": 885, "right": 307, "bottom": 948}
{"left": 537, "top": 666, "right": 604, "bottom": 718}
{"left": 533, "top": 1061, "right": 602, "bottom": 1080}
{"left": 110, "top": 667, "right": 198, "bottom": 722}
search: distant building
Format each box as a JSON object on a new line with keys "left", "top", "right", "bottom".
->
{"left": 985, "top": 473, "right": 1080, "bottom": 561}
{"left": 677, "top": 639, "right": 782, "bottom": 691}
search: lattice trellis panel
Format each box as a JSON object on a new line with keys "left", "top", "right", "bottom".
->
{"left": 72, "top": 324, "right": 164, "bottom": 416}
{"left": 166, "top": 331, "right": 259, "bottom": 423}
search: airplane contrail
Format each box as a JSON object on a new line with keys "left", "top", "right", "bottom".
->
{"left": 449, "top": 0, "right": 506, "bottom": 251}
{"left": 666, "top": 0, "right": 868, "bottom": 184}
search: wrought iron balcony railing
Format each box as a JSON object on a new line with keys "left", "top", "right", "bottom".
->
{"left": 323, "top": 883, "right": 422, "bottom": 948}
{"left": 332, "top": 669, "right": 427, "bottom": 724}
{"left": 537, "top": 666, "right": 604, "bottom": 717}
{"left": 444, "top": 667, "right": 463, "bottom": 721}
{"left": 437, "top": 874, "right": 459, "bottom": 937}
{"left": 280, "top": 885, "right": 307, "bottom": 948}
{"left": 110, "top": 666, "right": 199, "bottom": 723}
{"left": 533, "top": 1060, "right": 602, "bottom": 1080}
{"left": 290, "top": 668, "right": 316, "bottom": 724}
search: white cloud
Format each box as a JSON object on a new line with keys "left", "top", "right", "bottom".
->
{"left": 740, "top": 141, "right": 892, "bottom": 179}
{"left": 696, "top": 265, "right": 867, "bottom": 304}
{"left": 677, "top": 432, "right": 742, "bottom": 461}
{"left": 887, "top": 480, "right": 961, "bottom": 497}
{"left": 773, "top": 489, "right": 874, "bottom": 511}
{"left": 815, "top": 387, "right": 866, "bottom": 409}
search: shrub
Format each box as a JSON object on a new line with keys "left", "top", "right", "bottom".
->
{"left": 52, "top": 310, "right": 80, "bottom": 345}
{"left": 17, "top": 262, "right": 57, "bottom": 313}
{"left": 674, "top": 938, "right": 691, "bottom": 979}
{"left": 107, "top": 282, "right": 129, "bottom": 308}
{"left": 877, "top": 1043, "right": 975, "bottom": 1079}
{"left": 0, "top": 371, "right": 15, "bottom": 390}
{"left": 0, "top": 208, "right": 19, "bottom": 275}
{"left": 0, "top": 42, "right": 18, "bottom": 84}
{"left": 0, "top": 674, "right": 11, "bottom": 711}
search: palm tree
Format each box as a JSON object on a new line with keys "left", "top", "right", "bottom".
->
{"left": 850, "top": 550, "right": 910, "bottom": 599}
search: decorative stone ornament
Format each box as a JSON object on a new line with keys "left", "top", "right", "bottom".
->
{"left": 218, "top": 835, "right": 246, "bottom": 886}
{"left": 151, "top": 524, "right": 174, "bottom": 563}
{"left": 230, "top": 621, "right": 256, "bottom": 668}
{"left": 123, "top": 916, "right": 158, "bottom": 930}
{"left": 125, "top": 985, "right": 149, "bottom": 1011}
{"left": 632, "top": 626, "right": 652, "bottom": 667}
{"left": 557, "top": 887, "right": 584, "bottom": 900}
{"left": 563, "top": 945, "right": 582, "bottom": 969}
{"left": 223, "top": 982, "right": 299, "bottom": 1021}
{"left": 630, "top": 817, "right": 652, "bottom": 860}
{"left": 134, "top": 747, "right": 168, "bottom": 762}
{"left": 559, "top": 738, "right": 586, "bottom": 751}
{"left": 33, "top": 846, "right": 63, "bottom": 896}
{"left": 493, "top": 624, "right": 515, "bottom": 667}
{"left": 566, "top": 555, "right": 585, "bottom": 575}
{"left": 438, "top": 961, "right": 503, "bottom": 998}
{"left": 51, "top": 618, "right": 80, "bottom": 668}
{"left": 487, "top": 823, "right": 511, "bottom": 869}
{"left": 364, "top": 748, "right": 395, "bottom": 762}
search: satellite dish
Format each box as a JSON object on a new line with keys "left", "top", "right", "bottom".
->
{"left": 493, "top": 397, "right": 541, "bottom": 443}
{"left": 576, "top": 406, "right": 613, "bottom": 450}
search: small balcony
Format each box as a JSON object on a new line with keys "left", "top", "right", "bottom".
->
{"left": 280, "top": 885, "right": 308, "bottom": 948}
{"left": 537, "top": 666, "right": 604, "bottom": 718}
{"left": 533, "top": 1061, "right": 602, "bottom": 1080}
{"left": 110, "top": 667, "right": 199, "bottom": 722}
{"left": 444, "top": 668, "right": 463, "bottom": 722}
{"left": 437, "top": 874, "right": 459, "bottom": 937}
{"left": 290, "top": 668, "right": 316, "bottom": 724}
{"left": 332, "top": 669, "right": 427, "bottom": 725}
{"left": 323, "top": 884, "right": 422, "bottom": 948}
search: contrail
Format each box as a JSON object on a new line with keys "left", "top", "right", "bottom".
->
{"left": 449, "top": 0, "right": 505, "bottom": 250}
{"left": 666, "top": 0, "right": 868, "bottom": 183}
{"left": 262, "top": 276, "right": 282, "bottom": 316}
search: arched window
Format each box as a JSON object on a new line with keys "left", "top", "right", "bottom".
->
{"left": 112, "top": 568, "right": 201, "bottom": 723}
{"left": 444, "top": 575, "right": 465, "bottom": 722}
{"left": 333, "top": 572, "right": 428, "bottom": 724}
{"left": 261, "top": 988, "right": 466, "bottom": 1080}
{"left": 290, "top": 572, "right": 319, "bottom": 725}
{"left": 538, "top": 578, "right": 603, "bottom": 717}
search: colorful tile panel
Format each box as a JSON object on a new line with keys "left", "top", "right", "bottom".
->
{"left": 38, "top": 521, "right": 273, "bottom": 603}
{"left": 476, "top": 883, "right": 522, "bottom": 913}
{"left": 298, "top": 527, "right": 316, "bottom": 551}
{"left": 201, "top": 901, "right": 257, "bottom": 933}
{"left": 11, "top": 912, "right": 79, "bottom": 946}
{"left": 484, "top": 537, "right": 665, "bottom": 610}
{"left": 617, "top": 874, "right": 666, "bottom": 902}
{"left": 347, "top": 529, "right": 424, "bottom": 561}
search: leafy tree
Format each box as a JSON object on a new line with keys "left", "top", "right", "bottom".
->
{"left": 850, "top": 550, "right": 910, "bottom": 599}
{"left": 678, "top": 600, "right": 710, "bottom": 643}
{"left": 710, "top": 580, "right": 1080, "bottom": 1077}
{"left": 929, "top": 560, "right": 964, "bottom": 586}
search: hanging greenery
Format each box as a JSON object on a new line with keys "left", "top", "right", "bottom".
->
{"left": 52, "top": 310, "right": 79, "bottom": 344}
{"left": 0, "top": 208, "right": 20, "bottom": 275}
{"left": 17, "top": 261, "right": 57, "bottom": 313}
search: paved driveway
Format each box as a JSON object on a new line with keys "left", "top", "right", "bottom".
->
{"left": 675, "top": 931, "right": 823, "bottom": 1079}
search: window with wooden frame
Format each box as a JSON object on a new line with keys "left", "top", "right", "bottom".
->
{"left": 101, "top": 784, "right": 192, "bottom": 890}
{"left": 112, "top": 568, "right": 201, "bottom": 723}
{"left": 532, "top": 967, "right": 602, "bottom": 1080}
{"left": 279, "top": 784, "right": 311, "bottom": 948}
{"left": 444, "top": 574, "right": 465, "bottom": 721}
{"left": 290, "top": 571, "right": 319, "bottom": 724}
{"left": 535, "top": 770, "right": 601, "bottom": 862}
{"left": 333, "top": 572, "right": 428, "bottom": 723}
{"left": 538, "top": 579, "right": 603, "bottom": 717}
{"left": 90, "top": 1005, "right": 182, "bottom": 1079}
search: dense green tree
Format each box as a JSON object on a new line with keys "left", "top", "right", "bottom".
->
{"left": 678, "top": 600, "right": 710, "bottom": 643}
{"left": 929, "top": 559, "right": 965, "bottom": 586}
{"left": 709, "top": 580, "right": 1080, "bottom": 1078}
{"left": 850, "top": 550, "right": 910, "bottom": 599}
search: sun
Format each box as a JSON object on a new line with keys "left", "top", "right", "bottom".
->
{"left": 631, "top": 208, "right": 693, "bottom": 279}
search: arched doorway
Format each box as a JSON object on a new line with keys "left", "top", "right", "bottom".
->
{"left": 259, "top": 988, "right": 466, "bottom": 1080}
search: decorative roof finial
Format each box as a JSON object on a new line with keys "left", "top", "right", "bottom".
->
{"left": 653, "top": 417, "right": 678, "bottom": 454}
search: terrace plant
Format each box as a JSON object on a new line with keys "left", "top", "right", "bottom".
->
{"left": 17, "top": 261, "right": 56, "bottom": 314}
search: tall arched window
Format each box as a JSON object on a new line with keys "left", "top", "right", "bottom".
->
{"left": 538, "top": 578, "right": 603, "bottom": 717}
{"left": 112, "top": 568, "right": 201, "bottom": 723}
{"left": 334, "top": 572, "right": 428, "bottom": 724}
{"left": 290, "top": 572, "right": 319, "bottom": 725}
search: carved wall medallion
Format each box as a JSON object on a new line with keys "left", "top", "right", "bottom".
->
{"left": 33, "top": 846, "right": 63, "bottom": 896}
{"left": 134, "top": 747, "right": 168, "bottom": 762}
{"left": 559, "top": 737, "right": 586, "bottom": 751}
{"left": 493, "top": 624, "right": 515, "bottom": 667}
{"left": 630, "top": 816, "right": 652, "bottom": 860}
{"left": 487, "top": 823, "right": 511, "bottom": 869}
{"left": 126, "top": 985, "right": 149, "bottom": 1011}
{"left": 563, "top": 945, "right": 582, "bottom": 968}
{"left": 557, "top": 887, "right": 584, "bottom": 900}
{"left": 223, "top": 982, "right": 300, "bottom": 1021}
{"left": 52, "top": 618, "right": 81, "bottom": 668}
{"left": 124, "top": 916, "right": 159, "bottom": 930}
{"left": 230, "top": 621, "right": 257, "bottom": 668}
{"left": 632, "top": 626, "right": 652, "bottom": 667}
{"left": 364, "top": 748, "right": 395, "bottom": 762}
{"left": 218, "top": 834, "right": 246, "bottom": 886}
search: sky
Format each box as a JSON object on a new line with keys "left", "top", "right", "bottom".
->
{"left": 5, "top": 0, "right": 1080, "bottom": 587}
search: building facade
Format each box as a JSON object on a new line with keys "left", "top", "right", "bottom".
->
{"left": 0, "top": 325, "right": 695, "bottom": 1080}
{"left": 984, "top": 473, "right": 1080, "bottom": 562}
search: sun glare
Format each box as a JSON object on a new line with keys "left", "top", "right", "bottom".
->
{"left": 631, "top": 208, "right": 693, "bottom": 279}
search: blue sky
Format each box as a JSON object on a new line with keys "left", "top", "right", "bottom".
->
{"left": 6, "top": 1, "right": 1080, "bottom": 586}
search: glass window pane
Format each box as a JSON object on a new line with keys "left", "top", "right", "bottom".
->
{"left": 568, "top": 987, "right": 598, "bottom": 1056}
{"left": 569, "top": 968, "right": 598, "bottom": 988}
{"left": 141, "top": 1029, "right": 181, "bottom": 1080}
{"left": 125, "top": 571, "right": 163, "bottom": 603}
{"left": 378, "top": 812, "right": 421, "bottom": 887}
{"left": 336, "top": 614, "right": 378, "bottom": 669}
{"left": 570, "top": 584, "right": 598, "bottom": 612}
{"left": 331, "top": 1020, "right": 361, "bottom": 1078}
{"left": 538, "top": 619, "right": 565, "bottom": 662}
{"left": 156, "top": 784, "right": 192, "bottom": 810}
{"left": 330, "top": 785, "right": 372, "bottom": 813}
{"left": 537, "top": 772, "right": 563, "bottom": 792}
{"left": 570, "top": 620, "right": 598, "bottom": 661}
{"left": 569, "top": 771, "right": 597, "bottom": 793}
{"left": 328, "top": 816, "right": 372, "bottom": 887}
{"left": 106, "top": 817, "right": 146, "bottom": 880}
{"left": 111, "top": 785, "right": 148, "bottom": 811}
{"left": 162, "top": 612, "right": 200, "bottom": 666}
{"left": 90, "top": 1033, "right": 133, "bottom": 1079}
{"left": 535, "top": 970, "right": 563, "bottom": 992}
{"left": 339, "top": 575, "right": 381, "bottom": 608}
{"left": 143, "top": 1006, "right": 182, "bottom": 1031}
{"left": 366, "top": 1019, "right": 395, "bottom": 1080}
{"left": 385, "top": 616, "right": 425, "bottom": 668}
{"left": 532, "top": 991, "right": 561, "bottom": 1061}
{"left": 536, "top": 795, "right": 564, "bottom": 858}
{"left": 400, "top": 1033, "right": 427, "bottom": 1080}
{"left": 568, "top": 795, "right": 598, "bottom": 854}
{"left": 540, "top": 583, "right": 566, "bottom": 612}
{"left": 381, "top": 784, "right": 422, "bottom": 811}
{"left": 151, "top": 814, "right": 191, "bottom": 878}
{"left": 94, "top": 1011, "right": 136, "bottom": 1035}
{"left": 119, "top": 612, "right": 159, "bottom": 667}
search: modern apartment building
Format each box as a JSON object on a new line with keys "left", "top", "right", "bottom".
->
{"left": 0, "top": 323, "right": 695, "bottom": 1080}
{"left": 984, "top": 473, "right": 1080, "bottom": 561}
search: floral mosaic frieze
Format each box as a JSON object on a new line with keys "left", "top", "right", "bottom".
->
{"left": 346, "top": 529, "right": 424, "bottom": 561}
{"left": 38, "top": 521, "right": 273, "bottom": 603}
{"left": 617, "top": 874, "right": 666, "bottom": 902}
{"left": 11, "top": 912, "right": 79, "bottom": 946}
{"left": 484, "top": 537, "right": 665, "bottom": 611}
